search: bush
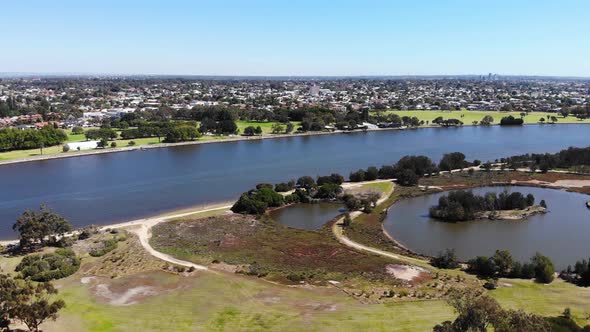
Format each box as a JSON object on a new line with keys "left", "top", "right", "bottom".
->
{"left": 231, "top": 187, "right": 285, "bottom": 215}
{"left": 532, "top": 252, "right": 555, "bottom": 283}
{"left": 16, "top": 248, "right": 80, "bottom": 281}
{"left": 315, "top": 183, "right": 343, "bottom": 199}
{"left": 275, "top": 181, "right": 295, "bottom": 192}
{"left": 396, "top": 169, "right": 419, "bottom": 186}
{"left": 365, "top": 166, "right": 379, "bottom": 181}
{"left": 466, "top": 250, "right": 553, "bottom": 282}
{"left": 128, "top": 140, "right": 136, "bottom": 146}
{"left": 110, "top": 142, "right": 117, "bottom": 148}
{"left": 500, "top": 115, "right": 524, "bottom": 126}
{"left": 89, "top": 238, "right": 118, "bottom": 257}
{"left": 62, "top": 145, "right": 70, "bottom": 152}
{"left": 431, "top": 249, "right": 460, "bottom": 269}
{"left": 349, "top": 169, "right": 366, "bottom": 182}
{"left": 317, "top": 173, "right": 344, "bottom": 186}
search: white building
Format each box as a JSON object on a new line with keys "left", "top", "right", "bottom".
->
{"left": 64, "top": 141, "right": 99, "bottom": 151}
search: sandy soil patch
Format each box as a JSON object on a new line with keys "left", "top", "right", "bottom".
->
{"left": 85, "top": 272, "right": 194, "bottom": 306}
{"left": 552, "top": 179, "right": 590, "bottom": 188}
{"left": 511, "top": 179, "right": 590, "bottom": 188}
{"left": 95, "top": 284, "right": 157, "bottom": 306}
{"left": 386, "top": 264, "right": 429, "bottom": 281}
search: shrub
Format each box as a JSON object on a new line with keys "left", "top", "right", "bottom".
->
{"left": 349, "top": 169, "right": 366, "bottom": 182}
{"left": 16, "top": 248, "right": 80, "bottom": 281}
{"left": 89, "top": 238, "right": 119, "bottom": 257}
{"left": 431, "top": 249, "right": 460, "bottom": 269}
{"left": 317, "top": 173, "right": 344, "bottom": 186}
{"left": 396, "top": 169, "right": 419, "bottom": 186}
{"left": 128, "top": 140, "right": 136, "bottom": 146}
{"left": 231, "top": 187, "right": 285, "bottom": 215}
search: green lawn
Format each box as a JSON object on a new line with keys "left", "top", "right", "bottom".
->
{"left": 360, "top": 181, "right": 394, "bottom": 193}
{"left": 373, "top": 110, "right": 590, "bottom": 125}
{"left": 491, "top": 278, "right": 590, "bottom": 326}
{"left": 236, "top": 120, "right": 300, "bottom": 134}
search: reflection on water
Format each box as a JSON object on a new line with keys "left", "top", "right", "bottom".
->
{"left": 269, "top": 203, "right": 343, "bottom": 230}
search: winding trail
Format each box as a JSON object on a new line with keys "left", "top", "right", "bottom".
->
{"left": 1, "top": 204, "right": 234, "bottom": 271}
{"left": 332, "top": 182, "right": 430, "bottom": 267}
{"left": 111, "top": 204, "right": 233, "bottom": 271}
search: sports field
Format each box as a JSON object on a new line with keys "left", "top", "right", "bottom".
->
{"left": 373, "top": 110, "right": 590, "bottom": 125}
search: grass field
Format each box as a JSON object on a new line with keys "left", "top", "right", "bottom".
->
{"left": 44, "top": 270, "right": 454, "bottom": 332}
{"left": 0, "top": 121, "right": 301, "bottom": 162}
{"left": 373, "top": 110, "right": 590, "bottom": 125}
{"left": 39, "top": 266, "right": 590, "bottom": 332}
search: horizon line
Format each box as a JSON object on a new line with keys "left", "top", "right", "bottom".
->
{"left": 1, "top": 72, "right": 590, "bottom": 80}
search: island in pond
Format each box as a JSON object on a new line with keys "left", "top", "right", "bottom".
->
{"left": 429, "top": 190, "right": 547, "bottom": 222}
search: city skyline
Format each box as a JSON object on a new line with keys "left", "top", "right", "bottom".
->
{"left": 3, "top": 0, "right": 590, "bottom": 77}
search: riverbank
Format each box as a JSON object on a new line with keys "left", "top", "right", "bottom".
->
{"left": 2, "top": 122, "right": 590, "bottom": 166}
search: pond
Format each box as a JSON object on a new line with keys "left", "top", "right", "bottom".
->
{"left": 383, "top": 186, "right": 590, "bottom": 270}
{"left": 268, "top": 203, "right": 344, "bottom": 230}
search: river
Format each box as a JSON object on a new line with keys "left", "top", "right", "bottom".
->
{"left": 1, "top": 124, "right": 588, "bottom": 239}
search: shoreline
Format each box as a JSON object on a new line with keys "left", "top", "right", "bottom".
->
{"left": 0, "top": 201, "right": 234, "bottom": 245}
{"left": 379, "top": 179, "right": 590, "bottom": 261}
{"left": 1, "top": 122, "right": 589, "bottom": 167}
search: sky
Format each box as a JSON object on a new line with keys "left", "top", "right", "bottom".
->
{"left": 3, "top": 0, "right": 590, "bottom": 77}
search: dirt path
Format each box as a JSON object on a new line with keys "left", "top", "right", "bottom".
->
{"left": 1, "top": 204, "right": 233, "bottom": 271}
{"left": 111, "top": 204, "right": 233, "bottom": 271}
{"left": 331, "top": 184, "right": 430, "bottom": 268}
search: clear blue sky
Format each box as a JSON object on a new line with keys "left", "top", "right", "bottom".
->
{"left": 3, "top": 0, "right": 590, "bottom": 76}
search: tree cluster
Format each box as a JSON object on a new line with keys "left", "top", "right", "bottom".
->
{"left": 0, "top": 127, "right": 68, "bottom": 152}
{"left": 467, "top": 250, "right": 555, "bottom": 283}
{"left": 505, "top": 146, "right": 590, "bottom": 172}
{"left": 561, "top": 258, "right": 590, "bottom": 286}
{"left": 499, "top": 115, "right": 524, "bottom": 125}
{"left": 429, "top": 190, "right": 536, "bottom": 222}
{"left": 348, "top": 155, "right": 437, "bottom": 186}
{"left": 84, "top": 128, "right": 117, "bottom": 141}
{"left": 232, "top": 173, "right": 348, "bottom": 215}
{"left": 438, "top": 152, "right": 469, "bottom": 172}
{"left": 433, "top": 117, "right": 464, "bottom": 127}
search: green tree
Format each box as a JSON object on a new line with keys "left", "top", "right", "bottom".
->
{"left": 480, "top": 115, "right": 494, "bottom": 126}
{"left": 396, "top": 169, "right": 419, "bottom": 186}
{"left": 492, "top": 250, "right": 514, "bottom": 276}
{"left": 13, "top": 206, "right": 72, "bottom": 248}
{"left": 531, "top": 252, "right": 555, "bottom": 283}
{"left": 243, "top": 126, "right": 256, "bottom": 136}
{"left": 285, "top": 122, "right": 294, "bottom": 133}
{"left": 0, "top": 273, "right": 65, "bottom": 332}
{"left": 271, "top": 123, "right": 284, "bottom": 134}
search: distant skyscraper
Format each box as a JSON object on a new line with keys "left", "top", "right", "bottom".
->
{"left": 310, "top": 84, "right": 320, "bottom": 96}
